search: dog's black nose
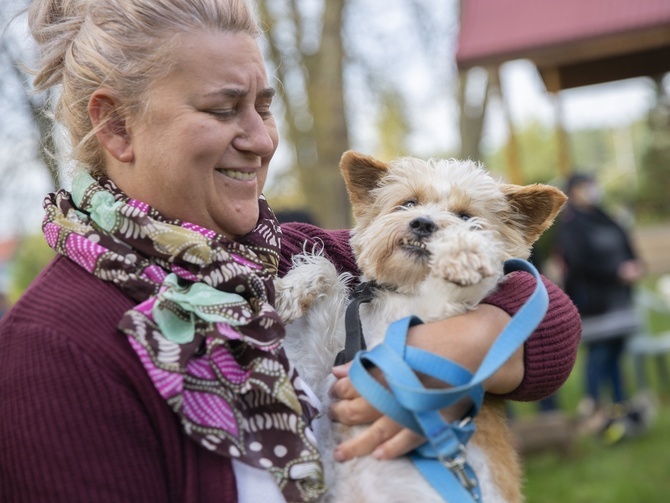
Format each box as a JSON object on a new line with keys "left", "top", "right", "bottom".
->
{"left": 409, "top": 216, "right": 436, "bottom": 237}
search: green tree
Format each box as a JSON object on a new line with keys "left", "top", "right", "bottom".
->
{"left": 8, "top": 234, "right": 54, "bottom": 303}
{"left": 484, "top": 120, "right": 559, "bottom": 183}
{"left": 375, "top": 90, "right": 410, "bottom": 161}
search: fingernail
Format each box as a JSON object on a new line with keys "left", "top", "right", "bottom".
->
{"left": 372, "top": 447, "right": 384, "bottom": 460}
{"left": 333, "top": 449, "right": 345, "bottom": 462}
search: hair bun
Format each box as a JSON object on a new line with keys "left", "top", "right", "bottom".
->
{"left": 28, "top": 0, "right": 86, "bottom": 90}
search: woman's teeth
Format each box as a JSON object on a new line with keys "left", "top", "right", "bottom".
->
{"left": 218, "top": 169, "right": 256, "bottom": 181}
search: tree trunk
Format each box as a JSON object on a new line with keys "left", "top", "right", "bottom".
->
{"left": 457, "top": 68, "right": 489, "bottom": 161}
{"left": 302, "top": 0, "right": 351, "bottom": 229}
{"left": 259, "top": 0, "right": 351, "bottom": 229}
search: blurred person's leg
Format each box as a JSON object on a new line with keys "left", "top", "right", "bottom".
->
{"left": 586, "top": 341, "right": 609, "bottom": 405}
{"left": 604, "top": 338, "right": 626, "bottom": 404}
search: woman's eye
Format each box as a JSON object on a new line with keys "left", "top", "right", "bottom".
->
{"left": 256, "top": 106, "right": 273, "bottom": 119}
{"left": 208, "top": 109, "right": 236, "bottom": 119}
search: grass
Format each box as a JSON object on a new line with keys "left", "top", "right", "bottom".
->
{"left": 516, "top": 280, "right": 670, "bottom": 502}
{"left": 522, "top": 399, "right": 670, "bottom": 502}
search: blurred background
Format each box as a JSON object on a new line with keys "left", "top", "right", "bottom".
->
{"left": 2, "top": 0, "right": 670, "bottom": 501}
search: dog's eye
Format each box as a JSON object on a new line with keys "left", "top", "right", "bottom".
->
{"left": 458, "top": 212, "right": 472, "bottom": 221}
{"left": 399, "top": 200, "right": 417, "bottom": 210}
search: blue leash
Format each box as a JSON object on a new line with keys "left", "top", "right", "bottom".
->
{"left": 348, "top": 258, "right": 548, "bottom": 501}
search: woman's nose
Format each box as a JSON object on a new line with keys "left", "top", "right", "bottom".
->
{"left": 233, "top": 110, "right": 276, "bottom": 157}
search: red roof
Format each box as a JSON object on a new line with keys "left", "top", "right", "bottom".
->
{"left": 0, "top": 239, "right": 19, "bottom": 263}
{"left": 457, "top": 0, "right": 670, "bottom": 69}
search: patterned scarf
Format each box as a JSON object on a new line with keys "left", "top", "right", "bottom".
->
{"left": 42, "top": 172, "right": 326, "bottom": 503}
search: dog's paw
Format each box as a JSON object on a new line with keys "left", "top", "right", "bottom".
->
{"left": 429, "top": 233, "right": 501, "bottom": 286}
{"left": 274, "top": 254, "right": 343, "bottom": 323}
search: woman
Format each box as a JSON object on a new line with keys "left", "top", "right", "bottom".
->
{"left": 0, "top": 0, "right": 580, "bottom": 501}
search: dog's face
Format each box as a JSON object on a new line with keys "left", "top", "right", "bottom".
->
{"left": 340, "top": 151, "right": 567, "bottom": 292}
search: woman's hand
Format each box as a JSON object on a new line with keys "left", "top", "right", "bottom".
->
{"left": 618, "top": 259, "right": 644, "bottom": 285}
{"left": 329, "top": 363, "right": 425, "bottom": 461}
{"left": 328, "top": 304, "right": 521, "bottom": 462}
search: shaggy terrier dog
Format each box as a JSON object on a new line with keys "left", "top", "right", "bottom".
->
{"left": 275, "top": 151, "right": 566, "bottom": 503}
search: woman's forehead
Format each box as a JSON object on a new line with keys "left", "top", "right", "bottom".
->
{"left": 165, "top": 31, "right": 269, "bottom": 90}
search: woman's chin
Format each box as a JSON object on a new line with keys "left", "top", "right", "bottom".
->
{"left": 213, "top": 210, "right": 260, "bottom": 240}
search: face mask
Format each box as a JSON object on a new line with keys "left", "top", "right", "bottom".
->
{"left": 585, "top": 184, "right": 603, "bottom": 205}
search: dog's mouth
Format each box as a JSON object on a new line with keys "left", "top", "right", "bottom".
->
{"left": 399, "top": 237, "right": 430, "bottom": 257}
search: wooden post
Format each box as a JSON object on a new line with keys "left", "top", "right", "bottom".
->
{"left": 542, "top": 67, "right": 572, "bottom": 179}
{"left": 490, "top": 66, "right": 524, "bottom": 184}
{"left": 551, "top": 91, "right": 572, "bottom": 179}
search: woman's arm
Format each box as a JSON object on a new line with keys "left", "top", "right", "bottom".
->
{"left": 481, "top": 271, "right": 581, "bottom": 400}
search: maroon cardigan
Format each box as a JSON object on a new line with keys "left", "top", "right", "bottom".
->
{"left": 0, "top": 224, "right": 580, "bottom": 502}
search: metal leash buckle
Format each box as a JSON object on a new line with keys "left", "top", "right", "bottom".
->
{"left": 440, "top": 446, "right": 479, "bottom": 500}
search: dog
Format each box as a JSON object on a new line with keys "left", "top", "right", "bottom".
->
{"left": 274, "top": 151, "right": 567, "bottom": 502}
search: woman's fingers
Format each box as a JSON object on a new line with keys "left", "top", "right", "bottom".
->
{"left": 333, "top": 416, "right": 424, "bottom": 462}
{"left": 329, "top": 375, "right": 359, "bottom": 400}
{"left": 328, "top": 395, "right": 382, "bottom": 425}
{"left": 328, "top": 368, "right": 385, "bottom": 424}
{"left": 371, "top": 428, "right": 425, "bottom": 460}
{"left": 331, "top": 363, "right": 351, "bottom": 379}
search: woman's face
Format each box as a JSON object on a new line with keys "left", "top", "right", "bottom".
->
{"left": 112, "top": 31, "right": 278, "bottom": 239}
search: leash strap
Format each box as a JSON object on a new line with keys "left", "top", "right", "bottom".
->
{"left": 348, "top": 258, "right": 548, "bottom": 501}
{"left": 334, "top": 281, "right": 377, "bottom": 366}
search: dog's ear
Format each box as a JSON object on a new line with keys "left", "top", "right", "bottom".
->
{"left": 501, "top": 183, "right": 567, "bottom": 246}
{"left": 339, "top": 150, "right": 389, "bottom": 217}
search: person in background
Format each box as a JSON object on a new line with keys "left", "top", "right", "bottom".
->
{"left": 555, "top": 173, "right": 645, "bottom": 443}
{"left": 0, "top": 0, "right": 580, "bottom": 501}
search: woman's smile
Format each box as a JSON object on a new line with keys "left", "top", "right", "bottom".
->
{"left": 215, "top": 167, "right": 258, "bottom": 182}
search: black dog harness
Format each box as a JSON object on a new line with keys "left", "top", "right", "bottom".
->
{"left": 334, "top": 281, "right": 379, "bottom": 366}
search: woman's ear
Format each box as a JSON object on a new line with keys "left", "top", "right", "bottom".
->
{"left": 88, "top": 89, "right": 134, "bottom": 163}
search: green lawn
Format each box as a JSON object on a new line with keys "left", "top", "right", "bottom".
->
{"left": 522, "top": 400, "right": 670, "bottom": 502}
{"left": 518, "top": 281, "right": 670, "bottom": 502}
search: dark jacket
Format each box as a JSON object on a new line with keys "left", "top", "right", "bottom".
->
{"left": 556, "top": 203, "right": 637, "bottom": 316}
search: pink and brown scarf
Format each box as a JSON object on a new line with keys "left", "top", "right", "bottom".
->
{"left": 42, "top": 171, "right": 325, "bottom": 502}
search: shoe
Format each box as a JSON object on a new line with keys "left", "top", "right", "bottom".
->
{"left": 600, "top": 418, "right": 627, "bottom": 446}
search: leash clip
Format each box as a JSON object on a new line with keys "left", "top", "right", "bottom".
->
{"left": 440, "top": 448, "right": 479, "bottom": 499}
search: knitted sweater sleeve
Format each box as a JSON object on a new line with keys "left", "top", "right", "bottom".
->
{"left": 279, "top": 223, "right": 581, "bottom": 402}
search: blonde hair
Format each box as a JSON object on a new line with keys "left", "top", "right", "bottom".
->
{"left": 28, "top": 0, "right": 260, "bottom": 175}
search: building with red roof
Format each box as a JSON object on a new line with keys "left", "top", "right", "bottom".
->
{"left": 457, "top": 0, "right": 670, "bottom": 91}
{"left": 454, "top": 0, "right": 670, "bottom": 179}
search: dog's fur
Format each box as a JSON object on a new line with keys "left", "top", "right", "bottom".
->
{"left": 275, "top": 151, "right": 567, "bottom": 502}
